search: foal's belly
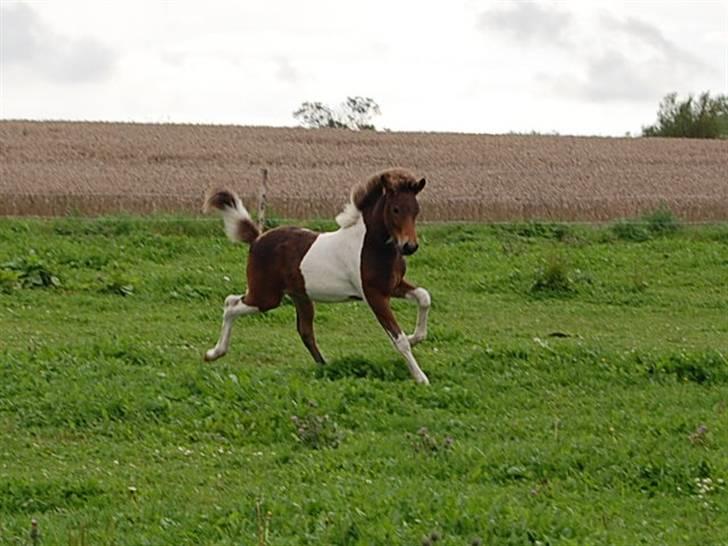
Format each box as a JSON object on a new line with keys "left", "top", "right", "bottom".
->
{"left": 303, "top": 275, "right": 362, "bottom": 302}
{"left": 299, "top": 222, "right": 365, "bottom": 302}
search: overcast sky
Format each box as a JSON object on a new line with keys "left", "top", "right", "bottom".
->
{"left": 1, "top": 0, "right": 726, "bottom": 136}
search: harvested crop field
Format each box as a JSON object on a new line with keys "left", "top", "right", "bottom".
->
{"left": 1, "top": 121, "right": 726, "bottom": 221}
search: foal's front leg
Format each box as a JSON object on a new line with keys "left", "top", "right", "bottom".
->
{"left": 366, "top": 291, "right": 429, "bottom": 385}
{"left": 394, "top": 279, "right": 431, "bottom": 347}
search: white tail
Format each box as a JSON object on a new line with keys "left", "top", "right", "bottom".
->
{"left": 204, "top": 189, "right": 260, "bottom": 245}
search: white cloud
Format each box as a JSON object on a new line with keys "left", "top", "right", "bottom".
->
{"left": 546, "top": 14, "right": 712, "bottom": 103}
{"left": 0, "top": 2, "right": 117, "bottom": 84}
{"left": 274, "top": 57, "right": 301, "bottom": 84}
{"left": 480, "top": 4, "right": 715, "bottom": 105}
{"left": 477, "top": 1, "right": 573, "bottom": 47}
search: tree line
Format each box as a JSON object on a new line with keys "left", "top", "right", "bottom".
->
{"left": 293, "top": 92, "right": 728, "bottom": 138}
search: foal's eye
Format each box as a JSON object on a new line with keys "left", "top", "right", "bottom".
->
{"left": 393, "top": 206, "right": 400, "bottom": 214}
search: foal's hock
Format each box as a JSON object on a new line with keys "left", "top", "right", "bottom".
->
{"left": 203, "top": 168, "right": 432, "bottom": 384}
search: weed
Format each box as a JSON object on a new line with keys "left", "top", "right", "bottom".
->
{"left": 408, "top": 427, "right": 454, "bottom": 455}
{"left": 498, "top": 222, "right": 572, "bottom": 241}
{"left": 256, "top": 499, "right": 272, "bottom": 546}
{"left": 421, "top": 530, "right": 443, "bottom": 545}
{"left": 629, "top": 268, "right": 650, "bottom": 293}
{"left": 1, "top": 256, "right": 60, "bottom": 288}
{"left": 263, "top": 212, "right": 281, "bottom": 231}
{"left": 99, "top": 271, "right": 135, "bottom": 296}
{"left": 0, "top": 269, "right": 20, "bottom": 293}
{"left": 689, "top": 473, "right": 726, "bottom": 516}
{"left": 531, "top": 254, "right": 574, "bottom": 295}
{"left": 689, "top": 424, "right": 709, "bottom": 446}
{"left": 611, "top": 220, "right": 651, "bottom": 242}
{"left": 0, "top": 479, "right": 105, "bottom": 514}
{"left": 291, "top": 413, "right": 342, "bottom": 449}
{"left": 644, "top": 351, "right": 728, "bottom": 384}
{"left": 30, "top": 519, "right": 39, "bottom": 545}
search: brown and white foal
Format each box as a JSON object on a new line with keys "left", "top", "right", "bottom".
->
{"left": 203, "top": 168, "right": 432, "bottom": 384}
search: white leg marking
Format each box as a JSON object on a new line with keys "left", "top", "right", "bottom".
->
{"left": 392, "top": 333, "right": 429, "bottom": 385}
{"left": 405, "top": 287, "right": 431, "bottom": 346}
{"left": 204, "top": 295, "right": 259, "bottom": 362}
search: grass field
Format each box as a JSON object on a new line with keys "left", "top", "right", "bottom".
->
{"left": 1, "top": 215, "right": 727, "bottom": 545}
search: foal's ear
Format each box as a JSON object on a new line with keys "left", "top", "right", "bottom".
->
{"left": 381, "top": 173, "right": 395, "bottom": 193}
{"left": 415, "top": 178, "right": 426, "bottom": 194}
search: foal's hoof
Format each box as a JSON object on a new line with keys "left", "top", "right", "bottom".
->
{"left": 204, "top": 349, "right": 224, "bottom": 362}
{"left": 415, "top": 373, "right": 430, "bottom": 385}
{"left": 408, "top": 334, "right": 425, "bottom": 346}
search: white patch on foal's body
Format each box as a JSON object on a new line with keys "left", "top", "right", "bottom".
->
{"left": 299, "top": 217, "right": 366, "bottom": 302}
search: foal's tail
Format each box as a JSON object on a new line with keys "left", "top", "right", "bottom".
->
{"left": 203, "top": 189, "right": 260, "bottom": 245}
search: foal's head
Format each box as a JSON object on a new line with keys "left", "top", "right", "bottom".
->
{"left": 380, "top": 170, "right": 426, "bottom": 255}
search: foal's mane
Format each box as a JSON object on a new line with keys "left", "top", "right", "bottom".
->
{"left": 336, "top": 168, "right": 420, "bottom": 228}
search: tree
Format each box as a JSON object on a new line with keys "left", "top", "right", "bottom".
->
{"left": 293, "top": 97, "right": 381, "bottom": 130}
{"left": 642, "top": 92, "right": 728, "bottom": 139}
{"left": 340, "top": 96, "right": 381, "bottom": 130}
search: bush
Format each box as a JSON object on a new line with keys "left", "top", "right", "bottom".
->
{"left": 643, "top": 92, "right": 728, "bottom": 139}
{"left": 643, "top": 206, "right": 680, "bottom": 235}
{"left": 611, "top": 206, "right": 680, "bottom": 241}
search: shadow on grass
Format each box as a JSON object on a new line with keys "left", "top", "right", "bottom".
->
{"left": 314, "top": 355, "right": 411, "bottom": 382}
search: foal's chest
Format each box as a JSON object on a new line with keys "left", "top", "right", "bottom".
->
{"left": 299, "top": 221, "right": 366, "bottom": 302}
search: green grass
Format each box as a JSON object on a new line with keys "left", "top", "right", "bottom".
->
{"left": 1, "top": 216, "right": 727, "bottom": 545}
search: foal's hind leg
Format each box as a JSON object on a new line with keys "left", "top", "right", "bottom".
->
{"left": 204, "top": 294, "right": 259, "bottom": 362}
{"left": 394, "top": 279, "right": 431, "bottom": 347}
{"left": 291, "top": 295, "right": 326, "bottom": 364}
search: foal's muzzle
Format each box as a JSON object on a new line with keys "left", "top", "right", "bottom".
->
{"left": 401, "top": 242, "right": 419, "bottom": 255}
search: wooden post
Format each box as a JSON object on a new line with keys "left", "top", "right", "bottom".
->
{"left": 258, "top": 168, "right": 268, "bottom": 232}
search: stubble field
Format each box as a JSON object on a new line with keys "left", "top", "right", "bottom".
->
{"left": 1, "top": 121, "right": 727, "bottom": 221}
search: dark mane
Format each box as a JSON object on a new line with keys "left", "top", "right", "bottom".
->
{"left": 351, "top": 168, "right": 421, "bottom": 211}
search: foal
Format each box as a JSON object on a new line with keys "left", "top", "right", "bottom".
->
{"left": 203, "top": 168, "right": 432, "bottom": 384}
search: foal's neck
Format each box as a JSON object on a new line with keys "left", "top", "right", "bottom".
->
{"left": 362, "top": 197, "right": 397, "bottom": 255}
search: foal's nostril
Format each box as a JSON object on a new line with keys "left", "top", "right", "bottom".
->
{"left": 402, "top": 242, "right": 419, "bottom": 255}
